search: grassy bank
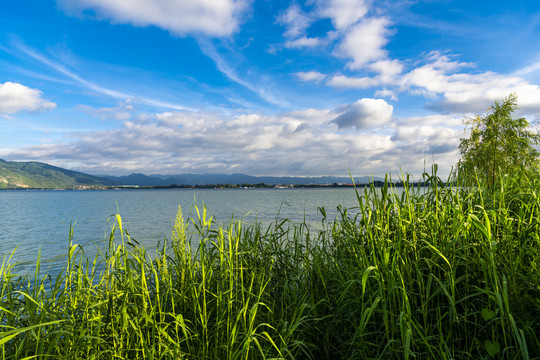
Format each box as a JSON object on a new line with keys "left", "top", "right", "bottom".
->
{"left": 1, "top": 172, "right": 539, "bottom": 359}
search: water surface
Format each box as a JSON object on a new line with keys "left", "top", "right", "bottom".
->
{"left": 0, "top": 187, "right": 363, "bottom": 274}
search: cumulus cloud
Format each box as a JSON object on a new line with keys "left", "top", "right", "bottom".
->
{"left": 1, "top": 102, "right": 462, "bottom": 177}
{"left": 1, "top": 100, "right": 413, "bottom": 176}
{"left": 394, "top": 115, "right": 463, "bottom": 129}
{"left": 323, "top": 49, "right": 540, "bottom": 117}
{"left": 278, "top": 0, "right": 396, "bottom": 83}
{"left": 278, "top": 1, "right": 540, "bottom": 122}
{"left": 318, "top": 0, "right": 369, "bottom": 31}
{"left": 0, "top": 82, "right": 56, "bottom": 114}
{"left": 391, "top": 126, "right": 439, "bottom": 142}
{"left": 369, "top": 59, "right": 403, "bottom": 82}
{"left": 326, "top": 59, "right": 403, "bottom": 89}
{"left": 402, "top": 51, "right": 540, "bottom": 114}
{"left": 57, "top": 0, "right": 249, "bottom": 37}
{"left": 384, "top": 121, "right": 461, "bottom": 176}
{"left": 335, "top": 17, "right": 392, "bottom": 69}
{"left": 332, "top": 98, "right": 393, "bottom": 129}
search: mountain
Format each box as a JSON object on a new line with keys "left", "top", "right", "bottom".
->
{"left": 103, "top": 173, "right": 383, "bottom": 186}
{"left": 0, "top": 159, "right": 115, "bottom": 189}
{"left": 0, "top": 159, "right": 384, "bottom": 189}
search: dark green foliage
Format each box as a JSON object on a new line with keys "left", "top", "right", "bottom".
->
{"left": 457, "top": 94, "right": 540, "bottom": 188}
{"left": 1, "top": 172, "right": 539, "bottom": 359}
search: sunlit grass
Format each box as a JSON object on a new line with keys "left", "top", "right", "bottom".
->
{"left": 1, "top": 171, "right": 539, "bottom": 359}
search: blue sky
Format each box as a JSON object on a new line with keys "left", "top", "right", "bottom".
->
{"left": 1, "top": 0, "right": 540, "bottom": 177}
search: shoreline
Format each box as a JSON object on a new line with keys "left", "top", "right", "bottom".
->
{"left": 0, "top": 180, "right": 435, "bottom": 191}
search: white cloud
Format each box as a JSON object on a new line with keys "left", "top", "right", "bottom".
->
{"left": 281, "top": 108, "right": 335, "bottom": 125}
{"left": 278, "top": 0, "right": 394, "bottom": 83}
{"left": 384, "top": 114, "right": 464, "bottom": 173}
{"left": 277, "top": 4, "right": 312, "bottom": 39}
{"left": 396, "top": 114, "right": 462, "bottom": 127}
{"left": 335, "top": 17, "right": 392, "bottom": 69}
{"left": 374, "top": 89, "right": 397, "bottom": 101}
{"left": 284, "top": 36, "right": 322, "bottom": 48}
{"left": 327, "top": 75, "right": 379, "bottom": 88}
{"left": 278, "top": 4, "right": 324, "bottom": 50}
{"left": 1, "top": 100, "right": 420, "bottom": 176}
{"left": 296, "top": 71, "right": 327, "bottom": 83}
{"left": 369, "top": 59, "right": 403, "bottom": 82}
{"left": 391, "top": 125, "right": 438, "bottom": 142}
{"left": 513, "top": 59, "right": 540, "bottom": 77}
{"left": 115, "top": 112, "right": 131, "bottom": 120}
{"left": 78, "top": 98, "right": 136, "bottom": 120}
{"left": 0, "top": 82, "right": 56, "bottom": 114}
{"left": 402, "top": 51, "right": 540, "bottom": 114}
{"left": 57, "top": 0, "right": 249, "bottom": 37}
{"left": 326, "top": 59, "right": 402, "bottom": 89}
{"left": 333, "top": 98, "right": 393, "bottom": 129}
{"left": 318, "top": 0, "right": 369, "bottom": 30}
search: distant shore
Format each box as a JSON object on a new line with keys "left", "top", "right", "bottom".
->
{"left": 0, "top": 179, "right": 435, "bottom": 191}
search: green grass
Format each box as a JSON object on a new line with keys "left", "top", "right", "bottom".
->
{"left": 1, "top": 171, "right": 539, "bottom": 359}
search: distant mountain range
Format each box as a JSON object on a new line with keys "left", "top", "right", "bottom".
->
{"left": 0, "top": 159, "right": 383, "bottom": 189}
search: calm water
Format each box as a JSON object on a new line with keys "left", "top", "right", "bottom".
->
{"left": 0, "top": 188, "right": 363, "bottom": 274}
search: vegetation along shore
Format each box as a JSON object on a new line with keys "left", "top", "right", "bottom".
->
{"left": 1, "top": 95, "right": 539, "bottom": 359}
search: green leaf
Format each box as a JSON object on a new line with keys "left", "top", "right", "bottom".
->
{"left": 0, "top": 320, "right": 65, "bottom": 346}
{"left": 481, "top": 308, "right": 496, "bottom": 321}
{"left": 484, "top": 339, "right": 501, "bottom": 357}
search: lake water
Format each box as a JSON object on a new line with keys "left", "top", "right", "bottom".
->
{"left": 0, "top": 187, "right": 364, "bottom": 275}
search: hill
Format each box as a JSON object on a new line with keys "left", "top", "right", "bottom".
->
{"left": 0, "top": 159, "right": 114, "bottom": 189}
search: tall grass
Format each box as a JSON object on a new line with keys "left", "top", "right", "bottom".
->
{"left": 1, "top": 171, "right": 539, "bottom": 359}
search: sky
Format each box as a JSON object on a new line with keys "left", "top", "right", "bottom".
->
{"left": 1, "top": 0, "right": 540, "bottom": 178}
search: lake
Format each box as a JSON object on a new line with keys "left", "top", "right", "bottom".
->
{"left": 0, "top": 187, "right": 365, "bottom": 274}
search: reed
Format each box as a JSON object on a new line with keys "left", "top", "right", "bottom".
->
{"left": 1, "top": 171, "right": 539, "bottom": 359}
